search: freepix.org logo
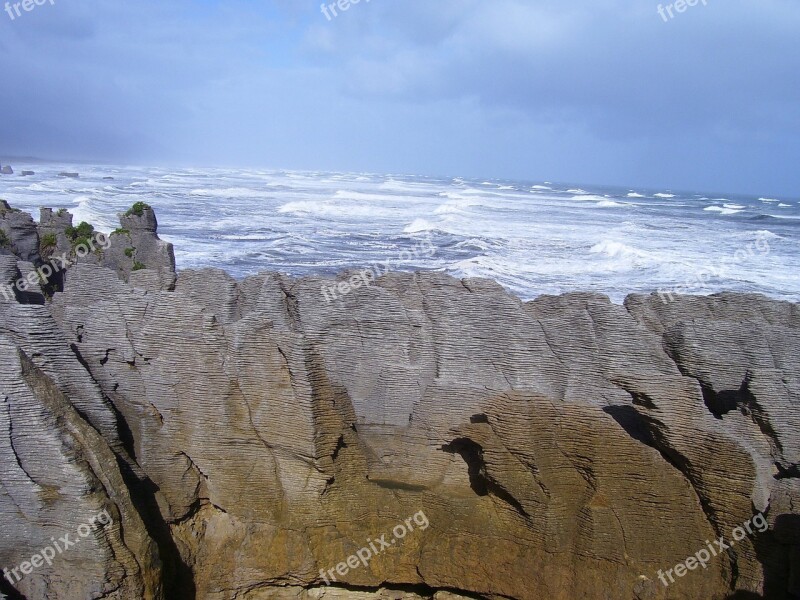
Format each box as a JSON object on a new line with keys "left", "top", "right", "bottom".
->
{"left": 5, "top": 0, "right": 56, "bottom": 21}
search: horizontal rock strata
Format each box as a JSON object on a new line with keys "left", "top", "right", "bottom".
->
{"left": 0, "top": 204, "right": 798, "bottom": 600}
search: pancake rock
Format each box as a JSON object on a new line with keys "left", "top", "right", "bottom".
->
{"left": 0, "top": 203, "right": 798, "bottom": 600}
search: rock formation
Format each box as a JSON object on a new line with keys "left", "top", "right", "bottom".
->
{"left": 0, "top": 203, "right": 797, "bottom": 600}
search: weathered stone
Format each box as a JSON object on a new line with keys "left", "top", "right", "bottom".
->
{"left": 1, "top": 200, "right": 41, "bottom": 263}
{"left": 0, "top": 203, "right": 797, "bottom": 600}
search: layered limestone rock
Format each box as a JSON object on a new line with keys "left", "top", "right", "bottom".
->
{"left": 0, "top": 203, "right": 798, "bottom": 600}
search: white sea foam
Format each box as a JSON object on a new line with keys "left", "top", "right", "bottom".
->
{"left": 531, "top": 185, "right": 552, "bottom": 190}
{"left": 277, "top": 200, "right": 397, "bottom": 219}
{"left": 571, "top": 194, "right": 607, "bottom": 201}
{"left": 778, "top": 203, "right": 791, "bottom": 207}
{"left": 759, "top": 198, "right": 779, "bottom": 203}
{"left": 190, "top": 187, "right": 276, "bottom": 198}
{"left": 70, "top": 196, "right": 118, "bottom": 230}
{"left": 590, "top": 240, "right": 648, "bottom": 258}
{"left": 2, "top": 164, "right": 798, "bottom": 304}
{"left": 654, "top": 193, "right": 676, "bottom": 198}
{"left": 404, "top": 218, "right": 437, "bottom": 233}
{"left": 704, "top": 206, "right": 743, "bottom": 215}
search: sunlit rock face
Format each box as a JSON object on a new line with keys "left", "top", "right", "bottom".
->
{"left": 1, "top": 204, "right": 798, "bottom": 600}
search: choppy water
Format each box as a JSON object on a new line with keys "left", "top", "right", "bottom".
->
{"left": 1, "top": 163, "right": 799, "bottom": 303}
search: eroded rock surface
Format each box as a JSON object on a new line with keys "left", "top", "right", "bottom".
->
{"left": 0, "top": 204, "right": 798, "bottom": 600}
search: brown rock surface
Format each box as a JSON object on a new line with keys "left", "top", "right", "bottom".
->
{"left": 0, "top": 204, "right": 798, "bottom": 600}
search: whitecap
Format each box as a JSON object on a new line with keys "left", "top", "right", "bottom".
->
{"left": 654, "top": 193, "right": 675, "bottom": 198}
{"left": 531, "top": 185, "right": 552, "bottom": 190}
{"left": 704, "top": 206, "right": 743, "bottom": 215}
{"left": 627, "top": 192, "right": 646, "bottom": 198}
{"left": 277, "top": 200, "right": 397, "bottom": 219}
{"left": 723, "top": 203, "right": 746, "bottom": 210}
{"left": 333, "top": 190, "right": 405, "bottom": 202}
{"left": 404, "top": 219, "right": 437, "bottom": 233}
{"left": 567, "top": 188, "right": 587, "bottom": 194}
{"left": 759, "top": 198, "right": 779, "bottom": 203}
{"left": 433, "top": 200, "right": 481, "bottom": 215}
{"left": 596, "top": 200, "right": 626, "bottom": 208}
{"left": 571, "top": 194, "right": 607, "bottom": 201}
{"left": 590, "top": 240, "right": 644, "bottom": 257}
{"left": 189, "top": 187, "right": 275, "bottom": 198}
{"left": 778, "top": 203, "right": 791, "bottom": 207}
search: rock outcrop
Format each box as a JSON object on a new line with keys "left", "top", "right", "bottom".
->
{"left": 0, "top": 203, "right": 798, "bottom": 600}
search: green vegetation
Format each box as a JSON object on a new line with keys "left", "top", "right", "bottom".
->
{"left": 125, "top": 202, "right": 151, "bottom": 217}
{"left": 64, "top": 221, "right": 95, "bottom": 250}
{"left": 40, "top": 233, "right": 57, "bottom": 253}
{"left": 56, "top": 208, "right": 69, "bottom": 217}
{"left": 65, "top": 221, "right": 94, "bottom": 240}
{"left": 112, "top": 228, "right": 130, "bottom": 236}
{"left": 0, "top": 201, "right": 20, "bottom": 217}
{"left": 124, "top": 247, "right": 135, "bottom": 258}
{"left": 132, "top": 261, "right": 146, "bottom": 271}
{"left": 0, "top": 229, "right": 10, "bottom": 248}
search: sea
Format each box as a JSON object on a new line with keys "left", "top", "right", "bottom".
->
{"left": 1, "top": 163, "right": 798, "bottom": 304}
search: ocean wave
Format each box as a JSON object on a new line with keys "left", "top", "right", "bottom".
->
{"left": 217, "top": 234, "right": 274, "bottom": 241}
{"left": 567, "top": 188, "right": 587, "bottom": 194}
{"left": 596, "top": 200, "right": 626, "bottom": 208}
{"left": 190, "top": 187, "right": 276, "bottom": 198}
{"left": 590, "top": 240, "right": 649, "bottom": 259}
{"left": 379, "top": 179, "right": 428, "bottom": 193}
{"left": 723, "top": 203, "right": 746, "bottom": 210}
{"left": 277, "top": 200, "right": 398, "bottom": 219}
{"left": 759, "top": 198, "right": 780, "bottom": 203}
{"left": 704, "top": 206, "right": 743, "bottom": 215}
{"left": 531, "top": 185, "right": 552, "bottom": 190}
{"left": 404, "top": 218, "right": 438, "bottom": 233}
{"left": 627, "top": 192, "right": 646, "bottom": 198}
{"left": 25, "top": 183, "right": 54, "bottom": 192}
{"left": 754, "top": 214, "right": 800, "bottom": 220}
{"left": 433, "top": 200, "right": 483, "bottom": 215}
{"left": 333, "top": 190, "right": 404, "bottom": 202}
{"left": 587, "top": 240, "right": 661, "bottom": 271}
{"left": 571, "top": 194, "right": 607, "bottom": 201}
{"left": 654, "top": 193, "right": 676, "bottom": 198}
{"left": 778, "top": 203, "right": 792, "bottom": 208}
{"left": 70, "top": 196, "right": 118, "bottom": 230}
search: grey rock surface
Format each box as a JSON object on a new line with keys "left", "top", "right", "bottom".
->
{"left": 1, "top": 201, "right": 40, "bottom": 263}
{"left": 0, "top": 203, "right": 797, "bottom": 600}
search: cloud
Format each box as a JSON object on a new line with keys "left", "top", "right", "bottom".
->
{"left": 0, "top": 0, "right": 798, "bottom": 195}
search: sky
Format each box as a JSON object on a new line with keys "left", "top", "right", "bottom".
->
{"left": 0, "top": 0, "right": 798, "bottom": 196}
